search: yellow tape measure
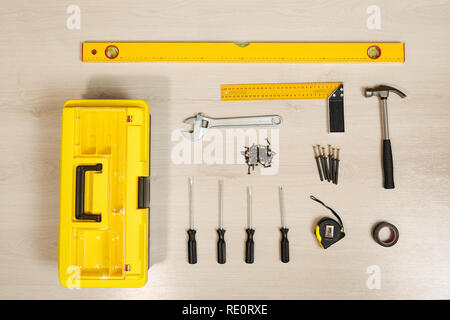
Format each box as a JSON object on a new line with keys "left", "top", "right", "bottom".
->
{"left": 221, "top": 82, "right": 342, "bottom": 101}
{"left": 82, "top": 42, "right": 405, "bottom": 63}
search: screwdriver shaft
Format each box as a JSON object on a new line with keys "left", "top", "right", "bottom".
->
{"left": 248, "top": 187, "right": 253, "bottom": 229}
{"left": 245, "top": 186, "right": 255, "bottom": 264}
{"left": 189, "top": 177, "right": 194, "bottom": 229}
{"left": 219, "top": 180, "right": 223, "bottom": 229}
{"left": 187, "top": 177, "right": 197, "bottom": 264}
{"left": 217, "top": 180, "right": 226, "bottom": 264}
{"left": 279, "top": 186, "right": 286, "bottom": 228}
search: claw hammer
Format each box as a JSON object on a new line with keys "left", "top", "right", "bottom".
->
{"left": 364, "top": 85, "right": 406, "bottom": 189}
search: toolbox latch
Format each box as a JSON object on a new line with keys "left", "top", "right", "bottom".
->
{"left": 138, "top": 177, "right": 150, "bottom": 209}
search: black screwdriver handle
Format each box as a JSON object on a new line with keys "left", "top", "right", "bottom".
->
{"left": 280, "top": 227, "right": 289, "bottom": 263}
{"left": 217, "top": 228, "right": 226, "bottom": 264}
{"left": 187, "top": 229, "right": 197, "bottom": 264}
{"left": 245, "top": 228, "right": 255, "bottom": 264}
{"left": 383, "top": 139, "right": 395, "bottom": 189}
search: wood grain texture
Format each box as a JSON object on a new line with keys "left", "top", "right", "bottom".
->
{"left": 0, "top": 0, "right": 449, "bottom": 299}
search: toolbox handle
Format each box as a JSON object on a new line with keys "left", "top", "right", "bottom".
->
{"left": 75, "top": 164, "right": 103, "bottom": 222}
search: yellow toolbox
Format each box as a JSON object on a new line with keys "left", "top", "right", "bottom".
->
{"left": 58, "top": 99, "right": 150, "bottom": 288}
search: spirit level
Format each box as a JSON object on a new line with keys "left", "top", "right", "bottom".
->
{"left": 82, "top": 42, "right": 405, "bottom": 63}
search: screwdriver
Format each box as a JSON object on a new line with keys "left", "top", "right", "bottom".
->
{"left": 217, "top": 180, "right": 226, "bottom": 264}
{"left": 245, "top": 187, "right": 255, "bottom": 264}
{"left": 187, "top": 177, "right": 197, "bottom": 264}
{"left": 279, "top": 186, "right": 289, "bottom": 263}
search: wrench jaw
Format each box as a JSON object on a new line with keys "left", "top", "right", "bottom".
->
{"left": 183, "top": 113, "right": 210, "bottom": 141}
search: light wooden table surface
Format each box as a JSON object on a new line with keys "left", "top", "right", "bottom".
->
{"left": 0, "top": 0, "right": 449, "bottom": 300}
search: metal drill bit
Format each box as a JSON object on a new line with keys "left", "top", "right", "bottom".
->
{"left": 313, "top": 146, "right": 323, "bottom": 181}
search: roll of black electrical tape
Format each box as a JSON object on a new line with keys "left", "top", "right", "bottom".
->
{"left": 373, "top": 222, "right": 399, "bottom": 247}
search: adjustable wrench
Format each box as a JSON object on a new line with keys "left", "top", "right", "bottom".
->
{"left": 183, "top": 113, "right": 282, "bottom": 141}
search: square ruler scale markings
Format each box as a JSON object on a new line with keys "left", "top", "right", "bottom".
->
{"left": 82, "top": 42, "right": 405, "bottom": 63}
{"left": 221, "top": 82, "right": 345, "bottom": 132}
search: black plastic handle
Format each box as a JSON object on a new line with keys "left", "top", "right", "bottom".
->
{"left": 217, "top": 229, "right": 226, "bottom": 264}
{"left": 187, "top": 229, "right": 197, "bottom": 264}
{"left": 245, "top": 228, "right": 255, "bottom": 264}
{"left": 383, "top": 139, "right": 395, "bottom": 189}
{"left": 280, "top": 227, "right": 289, "bottom": 263}
{"left": 75, "top": 164, "right": 102, "bottom": 222}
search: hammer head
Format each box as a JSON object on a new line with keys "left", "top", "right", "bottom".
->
{"left": 365, "top": 85, "right": 407, "bottom": 99}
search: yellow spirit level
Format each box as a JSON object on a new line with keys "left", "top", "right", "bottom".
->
{"left": 58, "top": 99, "right": 150, "bottom": 288}
{"left": 82, "top": 42, "right": 405, "bottom": 63}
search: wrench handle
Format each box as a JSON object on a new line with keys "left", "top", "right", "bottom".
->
{"left": 383, "top": 139, "right": 395, "bottom": 189}
{"left": 210, "top": 115, "right": 282, "bottom": 128}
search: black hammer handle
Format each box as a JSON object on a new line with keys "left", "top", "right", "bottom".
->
{"left": 245, "top": 228, "right": 255, "bottom": 264}
{"left": 280, "top": 227, "right": 289, "bottom": 263}
{"left": 217, "top": 229, "right": 226, "bottom": 264}
{"left": 187, "top": 229, "right": 197, "bottom": 264}
{"left": 383, "top": 139, "right": 395, "bottom": 189}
